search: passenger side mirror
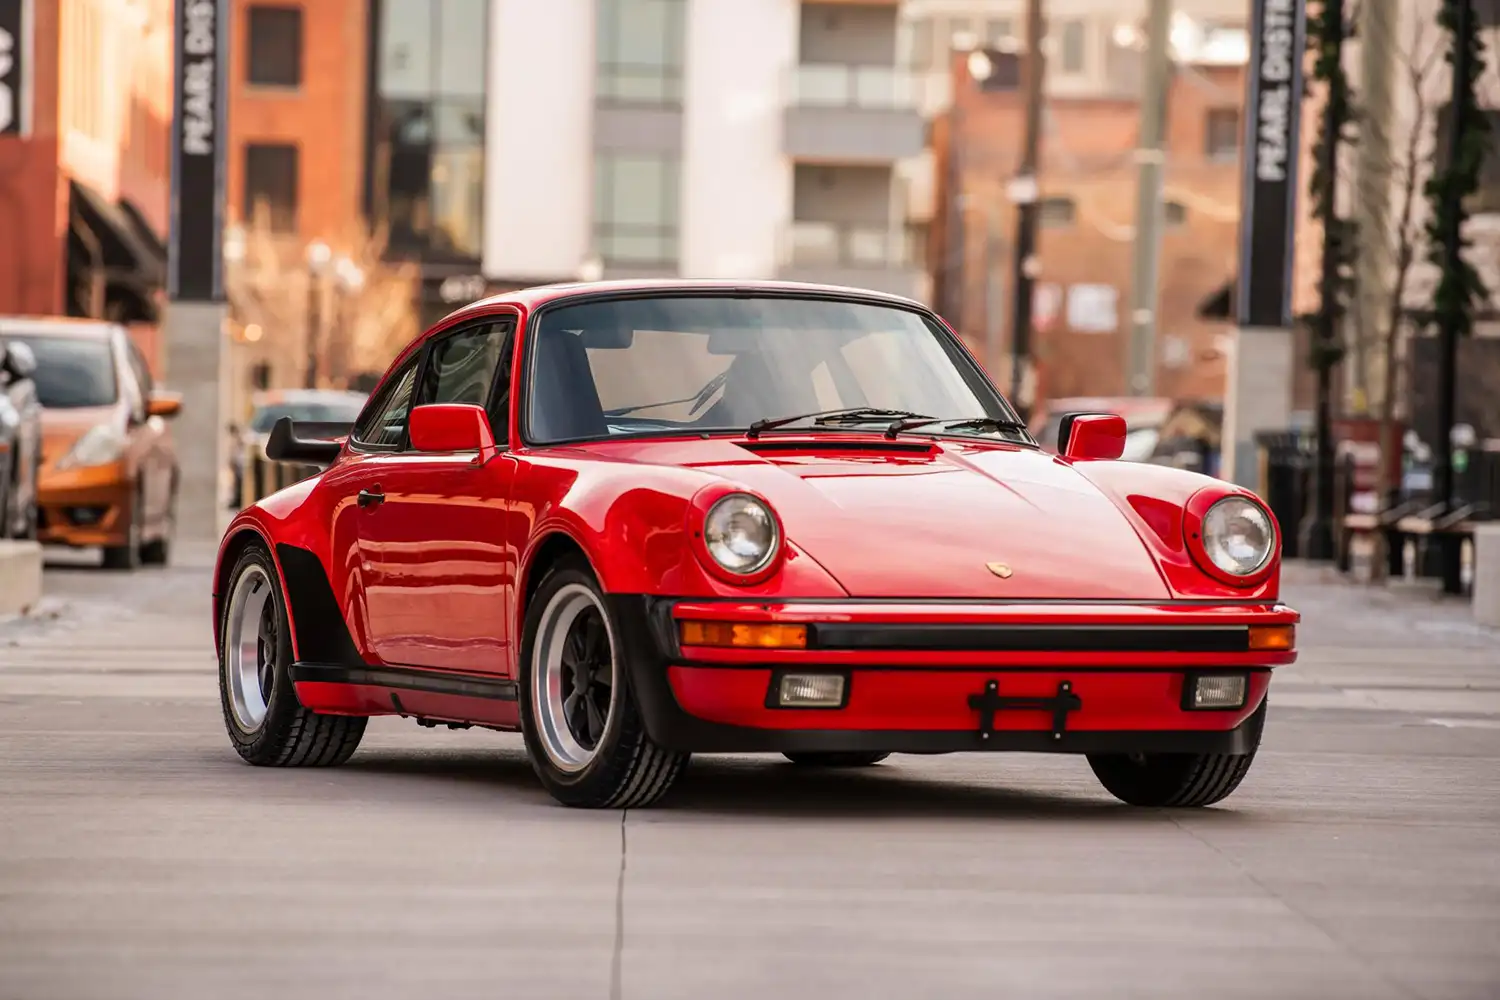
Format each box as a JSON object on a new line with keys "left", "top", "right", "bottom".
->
{"left": 147, "top": 391, "right": 183, "bottom": 418}
{"left": 409, "top": 403, "right": 496, "bottom": 454}
{"left": 1058, "top": 412, "right": 1126, "bottom": 461}
{"left": 2, "top": 341, "right": 36, "bottom": 380}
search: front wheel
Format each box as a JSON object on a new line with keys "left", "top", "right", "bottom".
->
{"left": 783, "top": 752, "right": 890, "bottom": 767}
{"left": 518, "top": 557, "right": 688, "bottom": 808}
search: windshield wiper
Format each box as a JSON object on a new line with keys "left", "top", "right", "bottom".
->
{"left": 882, "top": 416, "right": 1030, "bottom": 440}
{"left": 746, "top": 407, "right": 928, "bottom": 439}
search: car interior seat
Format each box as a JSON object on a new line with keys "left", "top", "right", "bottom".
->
{"left": 529, "top": 327, "right": 609, "bottom": 442}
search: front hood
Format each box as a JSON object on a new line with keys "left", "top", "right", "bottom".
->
{"left": 587, "top": 437, "right": 1172, "bottom": 600}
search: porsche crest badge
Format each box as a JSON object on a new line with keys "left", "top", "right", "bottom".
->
{"left": 986, "top": 562, "right": 1014, "bottom": 579}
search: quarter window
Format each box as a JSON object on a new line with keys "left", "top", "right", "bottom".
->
{"left": 352, "top": 358, "right": 421, "bottom": 448}
{"left": 414, "top": 319, "right": 516, "bottom": 438}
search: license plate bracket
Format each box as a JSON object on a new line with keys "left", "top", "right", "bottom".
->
{"left": 967, "top": 679, "right": 1082, "bottom": 742}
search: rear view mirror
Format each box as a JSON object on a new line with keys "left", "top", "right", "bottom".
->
{"left": 147, "top": 391, "right": 183, "bottom": 418}
{"left": 409, "top": 403, "right": 496, "bottom": 454}
{"left": 1058, "top": 412, "right": 1126, "bottom": 461}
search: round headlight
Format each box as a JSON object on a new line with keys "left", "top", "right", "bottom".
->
{"left": 1201, "top": 497, "right": 1275, "bottom": 578}
{"left": 703, "top": 494, "right": 779, "bottom": 575}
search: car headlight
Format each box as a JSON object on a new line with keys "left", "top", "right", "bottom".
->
{"left": 1200, "top": 496, "right": 1275, "bottom": 578}
{"left": 57, "top": 424, "right": 127, "bottom": 470}
{"left": 703, "top": 493, "right": 779, "bottom": 575}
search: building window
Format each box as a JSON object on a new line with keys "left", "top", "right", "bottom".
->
{"left": 1164, "top": 200, "right": 1188, "bottom": 226}
{"left": 1206, "top": 108, "right": 1240, "bottom": 160}
{"left": 984, "top": 18, "right": 1013, "bottom": 48}
{"left": 1058, "top": 20, "right": 1087, "bottom": 74}
{"left": 247, "top": 6, "right": 303, "bottom": 87}
{"left": 1039, "top": 196, "right": 1075, "bottom": 228}
{"left": 244, "top": 143, "right": 299, "bottom": 232}
{"left": 594, "top": 153, "right": 680, "bottom": 267}
{"left": 596, "top": 0, "right": 688, "bottom": 105}
{"left": 371, "top": 0, "right": 488, "bottom": 261}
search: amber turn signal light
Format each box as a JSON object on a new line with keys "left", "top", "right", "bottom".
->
{"left": 679, "top": 621, "right": 808, "bottom": 649}
{"left": 1248, "top": 624, "right": 1295, "bottom": 651}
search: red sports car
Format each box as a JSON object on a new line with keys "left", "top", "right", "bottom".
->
{"left": 213, "top": 280, "right": 1299, "bottom": 809}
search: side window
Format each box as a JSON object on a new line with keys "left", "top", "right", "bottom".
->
{"left": 117, "top": 337, "right": 147, "bottom": 423}
{"left": 413, "top": 318, "right": 516, "bottom": 441}
{"left": 351, "top": 357, "right": 421, "bottom": 449}
{"left": 126, "top": 341, "right": 155, "bottom": 396}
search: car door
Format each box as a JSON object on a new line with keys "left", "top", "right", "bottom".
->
{"left": 120, "top": 336, "right": 170, "bottom": 529}
{"left": 354, "top": 315, "right": 518, "bottom": 674}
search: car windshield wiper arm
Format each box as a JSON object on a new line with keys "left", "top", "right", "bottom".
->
{"left": 882, "top": 416, "right": 1030, "bottom": 440}
{"left": 745, "top": 407, "right": 928, "bottom": 439}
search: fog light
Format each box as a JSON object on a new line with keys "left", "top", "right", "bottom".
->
{"left": 680, "top": 620, "right": 807, "bottom": 649}
{"left": 1188, "top": 673, "right": 1248, "bottom": 710}
{"left": 775, "top": 673, "right": 845, "bottom": 708}
{"left": 67, "top": 506, "right": 107, "bottom": 526}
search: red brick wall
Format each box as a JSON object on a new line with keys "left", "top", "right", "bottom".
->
{"left": 931, "top": 57, "right": 1248, "bottom": 408}
{"left": 227, "top": 0, "right": 369, "bottom": 245}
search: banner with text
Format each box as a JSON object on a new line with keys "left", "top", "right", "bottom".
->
{"left": 0, "top": 0, "right": 31, "bottom": 137}
{"left": 169, "top": 0, "right": 229, "bottom": 302}
{"left": 1234, "top": 0, "right": 1306, "bottom": 329}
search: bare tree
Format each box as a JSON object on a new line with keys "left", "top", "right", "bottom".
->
{"left": 1368, "top": 16, "right": 1442, "bottom": 581}
{"left": 225, "top": 203, "right": 421, "bottom": 391}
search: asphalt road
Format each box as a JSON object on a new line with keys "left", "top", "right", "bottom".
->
{"left": 2, "top": 545, "right": 1498, "bottom": 1000}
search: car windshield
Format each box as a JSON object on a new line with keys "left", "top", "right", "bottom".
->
{"left": 0, "top": 334, "right": 117, "bottom": 408}
{"left": 524, "top": 295, "right": 1024, "bottom": 445}
{"left": 250, "top": 399, "right": 366, "bottom": 433}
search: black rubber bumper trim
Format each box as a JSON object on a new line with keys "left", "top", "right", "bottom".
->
{"left": 810, "top": 623, "right": 1252, "bottom": 653}
{"left": 289, "top": 662, "right": 518, "bottom": 701}
{"left": 607, "top": 595, "right": 1268, "bottom": 756}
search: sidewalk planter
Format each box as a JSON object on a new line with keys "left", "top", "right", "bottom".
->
{"left": 1473, "top": 524, "right": 1500, "bottom": 628}
{"left": 0, "top": 540, "right": 43, "bottom": 618}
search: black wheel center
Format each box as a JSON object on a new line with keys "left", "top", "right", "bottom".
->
{"left": 256, "top": 599, "right": 277, "bottom": 703}
{"left": 560, "top": 607, "right": 612, "bottom": 750}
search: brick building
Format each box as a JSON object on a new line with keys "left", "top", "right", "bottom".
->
{"left": 929, "top": 47, "right": 1252, "bottom": 407}
{"left": 0, "top": 0, "right": 173, "bottom": 366}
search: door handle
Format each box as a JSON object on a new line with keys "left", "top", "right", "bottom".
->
{"left": 357, "top": 487, "right": 385, "bottom": 509}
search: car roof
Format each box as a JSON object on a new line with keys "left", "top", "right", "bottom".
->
{"left": 0, "top": 316, "right": 123, "bottom": 340}
{"left": 443, "top": 278, "right": 929, "bottom": 324}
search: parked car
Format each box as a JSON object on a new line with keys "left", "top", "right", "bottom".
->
{"left": 214, "top": 280, "right": 1298, "bottom": 811}
{"left": 0, "top": 338, "right": 43, "bottom": 539}
{"left": 0, "top": 318, "right": 182, "bottom": 569}
{"left": 232, "top": 389, "right": 368, "bottom": 507}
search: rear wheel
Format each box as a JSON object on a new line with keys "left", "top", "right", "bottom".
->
{"left": 218, "top": 542, "right": 366, "bottom": 766}
{"left": 1087, "top": 700, "right": 1265, "bottom": 808}
{"left": 519, "top": 556, "right": 688, "bottom": 808}
{"left": 783, "top": 752, "right": 891, "bottom": 767}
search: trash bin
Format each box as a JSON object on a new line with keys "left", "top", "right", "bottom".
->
{"left": 1255, "top": 430, "right": 1312, "bottom": 560}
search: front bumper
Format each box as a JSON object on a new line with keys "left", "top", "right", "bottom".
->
{"left": 36, "top": 464, "right": 132, "bottom": 547}
{"left": 608, "top": 596, "right": 1297, "bottom": 755}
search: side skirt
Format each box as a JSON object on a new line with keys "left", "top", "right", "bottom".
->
{"left": 289, "top": 662, "right": 521, "bottom": 731}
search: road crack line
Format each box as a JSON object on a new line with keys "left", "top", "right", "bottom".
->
{"left": 609, "top": 809, "right": 627, "bottom": 1000}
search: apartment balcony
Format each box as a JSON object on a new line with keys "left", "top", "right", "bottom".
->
{"left": 776, "top": 221, "right": 925, "bottom": 300}
{"left": 783, "top": 64, "right": 927, "bottom": 163}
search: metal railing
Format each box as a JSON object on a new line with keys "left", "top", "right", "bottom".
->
{"left": 786, "top": 63, "right": 925, "bottom": 111}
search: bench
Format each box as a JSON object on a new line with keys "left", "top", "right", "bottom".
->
{"left": 1338, "top": 498, "right": 1424, "bottom": 578}
{"left": 1394, "top": 502, "right": 1490, "bottom": 595}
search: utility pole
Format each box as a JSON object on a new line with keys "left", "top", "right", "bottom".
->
{"left": 1125, "top": 0, "right": 1173, "bottom": 397}
{"left": 1301, "top": 0, "right": 1350, "bottom": 562}
{"left": 1006, "top": 0, "right": 1046, "bottom": 420}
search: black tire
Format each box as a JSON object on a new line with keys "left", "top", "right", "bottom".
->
{"left": 783, "top": 752, "right": 891, "bottom": 767}
{"left": 218, "top": 542, "right": 366, "bottom": 767}
{"left": 139, "top": 476, "right": 176, "bottom": 566}
{"left": 1087, "top": 701, "right": 1265, "bottom": 808}
{"left": 101, "top": 486, "right": 142, "bottom": 571}
{"left": 518, "top": 556, "right": 688, "bottom": 808}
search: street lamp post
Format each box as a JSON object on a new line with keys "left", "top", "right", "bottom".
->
{"left": 304, "top": 240, "right": 331, "bottom": 388}
{"left": 329, "top": 255, "right": 365, "bottom": 387}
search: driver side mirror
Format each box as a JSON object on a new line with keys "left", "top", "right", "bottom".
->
{"left": 409, "top": 403, "right": 496, "bottom": 454}
{"left": 1058, "top": 412, "right": 1126, "bottom": 461}
{"left": 147, "top": 391, "right": 183, "bottom": 418}
{"left": 2, "top": 341, "right": 36, "bottom": 380}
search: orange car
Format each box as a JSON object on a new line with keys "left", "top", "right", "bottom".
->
{"left": 0, "top": 318, "right": 182, "bottom": 568}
